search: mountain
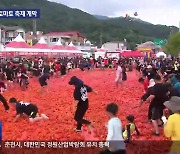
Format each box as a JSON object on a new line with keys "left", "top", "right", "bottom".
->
{"left": 94, "top": 15, "right": 110, "bottom": 20}
{"left": 0, "top": 0, "right": 178, "bottom": 49}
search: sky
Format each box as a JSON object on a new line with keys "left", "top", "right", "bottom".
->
{"left": 49, "top": 0, "right": 180, "bottom": 27}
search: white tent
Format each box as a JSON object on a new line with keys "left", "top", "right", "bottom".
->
{"left": 66, "top": 42, "right": 82, "bottom": 54}
{"left": 5, "top": 34, "right": 32, "bottom": 52}
{"left": 32, "top": 37, "right": 50, "bottom": 52}
{"left": 156, "top": 52, "right": 167, "bottom": 58}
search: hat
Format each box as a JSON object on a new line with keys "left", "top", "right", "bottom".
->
{"left": 147, "top": 65, "right": 152, "bottom": 69}
{"left": 164, "top": 96, "right": 180, "bottom": 112}
{"left": 148, "top": 79, "right": 155, "bottom": 88}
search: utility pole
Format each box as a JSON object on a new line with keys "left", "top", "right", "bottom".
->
{"left": 33, "top": 19, "right": 37, "bottom": 37}
{"left": 100, "top": 33, "right": 103, "bottom": 47}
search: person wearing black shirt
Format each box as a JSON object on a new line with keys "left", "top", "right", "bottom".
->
{"left": 42, "top": 63, "right": 50, "bottom": 74}
{"left": 38, "top": 73, "right": 50, "bottom": 93}
{"left": 5, "top": 66, "right": 14, "bottom": 88}
{"left": 9, "top": 97, "right": 49, "bottom": 122}
{"left": 146, "top": 75, "right": 169, "bottom": 136}
{"left": 0, "top": 94, "right": 9, "bottom": 112}
{"left": 60, "top": 63, "right": 66, "bottom": 77}
{"left": 69, "top": 76, "right": 97, "bottom": 132}
{"left": 146, "top": 65, "right": 157, "bottom": 80}
{"left": 139, "top": 79, "right": 155, "bottom": 122}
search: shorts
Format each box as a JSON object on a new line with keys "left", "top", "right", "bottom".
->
{"left": 151, "top": 107, "right": 163, "bottom": 120}
{"left": 39, "top": 79, "right": 47, "bottom": 87}
{"left": 7, "top": 77, "right": 13, "bottom": 81}
{"left": 29, "top": 107, "right": 38, "bottom": 119}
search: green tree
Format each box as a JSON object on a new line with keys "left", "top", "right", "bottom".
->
{"left": 165, "top": 32, "right": 180, "bottom": 55}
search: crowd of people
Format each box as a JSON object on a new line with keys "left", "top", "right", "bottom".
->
{"left": 0, "top": 55, "right": 180, "bottom": 154}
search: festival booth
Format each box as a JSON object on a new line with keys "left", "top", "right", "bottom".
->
{"left": 52, "top": 39, "right": 67, "bottom": 57}
{"left": 32, "top": 37, "right": 50, "bottom": 57}
{"left": 121, "top": 51, "right": 144, "bottom": 57}
{"left": 105, "top": 48, "right": 122, "bottom": 58}
{"left": 4, "top": 34, "right": 32, "bottom": 57}
{"left": 65, "top": 42, "right": 83, "bottom": 57}
{"left": 156, "top": 52, "right": 167, "bottom": 58}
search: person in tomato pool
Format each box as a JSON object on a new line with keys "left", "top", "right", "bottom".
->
{"left": 9, "top": 97, "right": 49, "bottom": 122}
{"left": 0, "top": 94, "right": 9, "bottom": 112}
{"left": 38, "top": 73, "right": 50, "bottom": 93}
{"left": 68, "top": 76, "right": 97, "bottom": 132}
{"left": 100, "top": 103, "right": 126, "bottom": 154}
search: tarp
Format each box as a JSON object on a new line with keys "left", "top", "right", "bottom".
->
{"left": 121, "top": 51, "right": 144, "bottom": 57}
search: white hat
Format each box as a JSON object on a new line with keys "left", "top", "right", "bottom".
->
{"left": 164, "top": 96, "right": 180, "bottom": 112}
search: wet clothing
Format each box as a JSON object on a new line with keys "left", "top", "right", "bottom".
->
{"left": 39, "top": 73, "right": 50, "bottom": 87}
{"left": 122, "top": 67, "right": 127, "bottom": 81}
{"left": 60, "top": 64, "right": 66, "bottom": 75}
{"left": 16, "top": 101, "right": 38, "bottom": 118}
{"left": 151, "top": 83, "right": 169, "bottom": 120}
{"left": 43, "top": 65, "right": 50, "bottom": 74}
{"left": 5, "top": 68, "right": 14, "bottom": 81}
{"left": 0, "top": 94, "right": 9, "bottom": 111}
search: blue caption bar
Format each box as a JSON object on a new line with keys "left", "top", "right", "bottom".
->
{"left": 0, "top": 9, "right": 40, "bottom": 18}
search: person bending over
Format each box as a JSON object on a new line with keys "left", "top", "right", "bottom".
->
{"left": 0, "top": 94, "right": 9, "bottom": 112}
{"left": 9, "top": 97, "right": 49, "bottom": 122}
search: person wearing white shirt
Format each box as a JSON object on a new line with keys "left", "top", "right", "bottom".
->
{"left": 115, "top": 63, "right": 122, "bottom": 88}
{"left": 100, "top": 103, "right": 126, "bottom": 154}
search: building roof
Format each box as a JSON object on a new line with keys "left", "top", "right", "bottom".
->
{"left": 0, "top": 25, "right": 23, "bottom": 31}
{"left": 44, "top": 31, "right": 85, "bottom": 38}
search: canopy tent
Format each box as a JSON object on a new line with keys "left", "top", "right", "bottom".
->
{"left": 156, "top": 52, "right": 167, "bottom": 58}
{"left": 52, "top": 39, "right": 65, "bottom": 50}
{"left": 65, "top": 42, "right": 82, "bottom": 54}
{"left": 32, "top": 37, "right": 50, "bottom": 53}
{"left": 97, "top": 46, "right": 107, "bottom": 52}
{"left": 121, "top": 51, "right": 144, "bottom": 57}
{"left": 66, "top": 42, "right": 77, "bottom": 50}
{"left": 5, "top": 34, "right": 32, "bottom": 52}
{"left": 51, "top": 39, "right": 68, "bottom": 56}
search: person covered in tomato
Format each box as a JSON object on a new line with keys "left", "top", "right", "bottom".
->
{"left": 38, "top": 73, "right": 50, "bottom": 93}
{"left": 0, "top": 94, "right": 9, "bottom": 112}
{"left": 9, "top": 97, "right": 49, "bottom": 122}
{"left": 20, "top": 69, "right": 29, "bottom": 90}
{"left": 69, "top": 76, "right": 97, "bottom": 132}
